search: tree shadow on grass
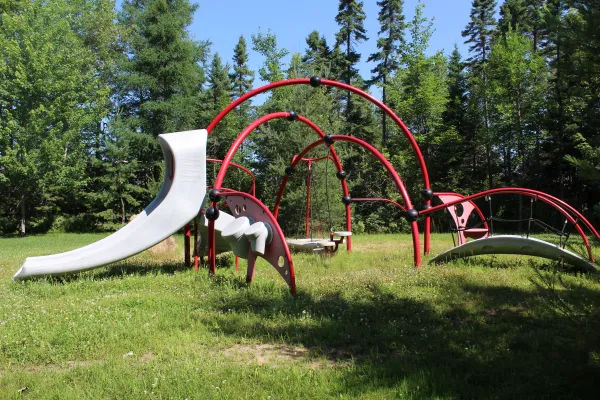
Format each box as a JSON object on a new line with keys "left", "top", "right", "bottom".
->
{"left": 193, "top": 273, "right": 600, "bottom": 399}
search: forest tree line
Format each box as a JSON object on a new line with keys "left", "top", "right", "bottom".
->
{"left": 0, "top": 0, "right": 599, "bottom": 237}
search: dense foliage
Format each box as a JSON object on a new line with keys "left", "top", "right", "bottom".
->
{"left": 1, "top": 0, "right": 599, "bottom": 237}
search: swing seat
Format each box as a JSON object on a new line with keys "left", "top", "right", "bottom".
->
{"left": 332, "top": 231, "right": 352, "bottom": 237}
{"left": 286, "top": 238, "right": 336, "bottom": 253}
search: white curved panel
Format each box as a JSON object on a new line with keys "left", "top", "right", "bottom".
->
{"left": 13, "top": 129, "right": 207, "bottom": 280}
{"left": 429, "top": 235, "right": 596, "bottom": 272}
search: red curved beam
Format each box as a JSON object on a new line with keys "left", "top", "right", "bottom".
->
{"left": 351, "top": 198, "right": 407, "bottom": 212}
{"left": 421, "top": 188, "right": 596, "bottom": 262}
{"left": 212, "top": 112, "right": 352, "bottom": 251}
{"left": 284, "top": 135, "right": 421, "bottom": 267}
{"left": 434, "top": 192, "right": 489, "bottom": 231}
{"left": 206, "top": 77, "right": 432, "bottom": 255}
{"left": 207, "top": 158, "right": 256, "bottom": 196}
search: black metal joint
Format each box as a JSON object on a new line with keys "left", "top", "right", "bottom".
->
{"left": 287, "top": 111, "right": 298, "bottom": 121}
{"left": 406, "top": 209, "right": 419, "bottom": 222}
{"left": 309, "top": 76, "right": 322, "bottom": 87}
{"left": 422, "top": 188, "right": 434, "bottom": 201}
{"left": 205, "top": 207, "right": 220, "bottom": 221}
{"left": 342, "top": 196, "right": 352, "bottom": 205}
{"left": 208, "top": 189, "right": 221, "bottom": 202}
{"left": 336, "top": 170, "right": 346, "bottom": 180}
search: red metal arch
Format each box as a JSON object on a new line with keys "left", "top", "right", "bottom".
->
{"left": 207, "top": 158, "right": 256, "bottom": 196}
{"left": 212, "top": 112, "right": 353, "bottom": 251}
{"left": 420, "top": 188, "right": 597, "bottom": 262}
{"left": 278, "top": 135, "right": 421, "bottom": 267}
{"left": 206, "top": 78, "right": 433, "bottom": 254}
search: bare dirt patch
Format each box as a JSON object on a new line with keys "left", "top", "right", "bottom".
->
{"left": 221, "top": 343, "right": 348, "bottom": 368}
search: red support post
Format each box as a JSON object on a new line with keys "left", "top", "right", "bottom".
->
{"left": 193, "top": 220, "right": 199, "bottom": 272}
{"left": 305, "top": 161, "right": 312, "bottom": 238}
{"left": 184, "top": 223, "right": 191, "bottom": 266}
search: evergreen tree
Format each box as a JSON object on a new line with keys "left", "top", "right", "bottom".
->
{"left": 499, "top": 0, "right": 545, "bottom": 50}
{"left": 387, "top": 2, "right": 453, "bottom": 193}
{"left": 334, "top": 0, "right": 368, "bottom": 85}
{"left": 302, "top": 31, "right": 333, "bottom": 76}
{"left": 0, "top": 0, "right": 115, "bottom": 234}
{"left": 488, "top": 29, "right": 548, "bottom": 186}
{"left": 462, "top": 0, "right": 498, "bottom": 69}
{"left": 230, "top": 36, "right": 254, "bottom": 99}
{"left": 116, "top": 0, "right": 203, "bottom": 216}
{"left": 229, "top": 36, "right": 255, "bottom": 160}
{"left": 367, "top": 0, "right": 406, "bottom": 145}
{"left": 462, "top": 0, "right": 498, "bottom": 188}
{"left": 207, "top": 53, "right": 233, "bottom": 157}
{"left": 443, "top": 45, "right": 479, "bottom": 190}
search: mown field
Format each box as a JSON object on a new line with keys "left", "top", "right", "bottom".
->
{"left": 1, "top": 233, "right": 599, "bottom": 399}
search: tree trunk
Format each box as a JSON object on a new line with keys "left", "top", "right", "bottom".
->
{"left": 19, "top": 196, "right": 26, "bottom": 237}
{"left": 382, "top": 75, "right": 387, "bottom": 146}
{"left": 121, "top": 196, "right": 126, "bottom": 225}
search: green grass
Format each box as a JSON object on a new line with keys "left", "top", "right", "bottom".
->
{"left": 1, "top": 233, "right": 600, "bottom": 399}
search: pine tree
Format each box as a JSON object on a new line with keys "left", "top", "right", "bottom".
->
{"left": 443, "top": 45, "right": 477, "bottom": 190}
{"left": 119, "top": 0, "right": 202, "bottom": 137}
{"left": 498, "top": 0, "right": 545, "bottom": 51}
{"left": 302, "top": 31, "right": 332, "bottom": 76}
{"left": 462, "top": 0, "right": 498, "bottom": 188}
{"left": 230, "top": 36, "right": 254, "bottom": 99}
{"left": 367, "top": 0, "right": 406, "bottom": 145}
{"left": 462, "top": 0, "right": 498, "bottom": 69}
{"left": 387, "top": 2, "right": 452, "bottom": 192}
{"left": 116, "top": 0, "right": 203, "bottom": 213}
{"left": 334, "top": 0, "right": 368, "bottom": 87}
{"left": 207, "top": 53, "right": 234, "bottom": 157}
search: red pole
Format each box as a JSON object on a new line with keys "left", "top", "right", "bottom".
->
{"left": 305, "top": 161, "right": 312, "bottom": 238}
{"left": 184, "top": 223, "right": 191, "bottom": 266}
{"left": 193, "top": 220, "right": 199, "bottom": 271}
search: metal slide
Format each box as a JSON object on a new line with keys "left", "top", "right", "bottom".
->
{"left": 429, "top": 235, "right": 597, "bottom": 272}
{"left": 13, "top": 129, "right": 207, "bottom": 280}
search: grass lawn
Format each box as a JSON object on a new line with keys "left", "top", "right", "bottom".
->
{"left": 1, "top": 232, "right": 600, "bottom": 399}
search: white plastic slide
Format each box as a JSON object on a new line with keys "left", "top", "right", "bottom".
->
{"left": 13, "top": 129, "right": 207, "bottom": 280}
{"left": 429, "top": 235, "right": 596, "bottom": 272}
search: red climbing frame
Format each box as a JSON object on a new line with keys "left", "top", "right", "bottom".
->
{"left": 268, "top": 135, "right": 421, "bottom": 267}
{"left": 206, "top": 77, "right": 432, "bottom": 255}
{"left": 420, "top": 188, "right": 598, "bottom": 262}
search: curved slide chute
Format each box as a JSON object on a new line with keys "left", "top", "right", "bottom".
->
{"left": 429, "top": 235, "right": 597, "bottom": 272}
{"left": 13, "top": 129, "right": 207, "bottom": 280}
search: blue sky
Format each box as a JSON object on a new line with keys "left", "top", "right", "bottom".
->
{"left": 188, "top": 0, "right": 504, "bottom": 93}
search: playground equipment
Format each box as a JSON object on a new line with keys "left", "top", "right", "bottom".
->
{"left": 283, "top": 154, "right": 351, "bottom": 254}
{"left": 13, "top": 129, "right": 208, "bottom": 280}
{"left": 13, "top": 77, "right": 599, "bottom": 294}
